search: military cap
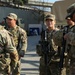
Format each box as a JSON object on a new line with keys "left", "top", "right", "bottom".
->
{"left": 66, "top": 3, "right": 75, "bottom": 18}
{"left": 65, "top": 16, "right": 71, "bottom": 20}
{"left": 45, "top": 14, "right": 55, "bottom": 21}
{"left": 6, "top": 13, "right": 17, "bottom": 20}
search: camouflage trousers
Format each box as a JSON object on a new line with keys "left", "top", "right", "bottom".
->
{"left": 39, "top": 57, "right": 60, "bottom": 75}
{"left": 11, "top": 59, "right": 20, "bottom": 75}
{"left": 66, "top": 57, "right": 75, "bottom": 75}
{"left": 1, "top": 66, "right": 10, "bottom": 75}
{"left": 0, "top": 57, "right": 11, "bottom": 75}
{"left": 61, "top": 55, "right": 75, "bottom": 75}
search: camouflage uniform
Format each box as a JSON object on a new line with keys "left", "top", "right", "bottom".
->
{"left": 5, "top": 13, "right": 27, "bottom": 75}
{"left": 0, "top": 25, "right": 18, "bottom": 75}
{"left": 39, "top": 28, "right": 60, "bottom": 75}
{"left": 6, "top": 25, "right": 27, "bottom": 75}
{"left": 66, "top": 3, "right": 75, "bottom": 74}
{"left": 53, "top": 25, "right": 75, "bottom": 75}
{"left": 36, "top": 14, "right": 60, "bottom": 75}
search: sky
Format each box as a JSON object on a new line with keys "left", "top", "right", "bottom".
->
{"left": 39, "top": 0, "right": 62, "bottom": 3}
{"left": 32, "top": 0, "right": 63, "bottom": 11}
{"left": 40, "top": 0, "right": 62, "bottom": 11}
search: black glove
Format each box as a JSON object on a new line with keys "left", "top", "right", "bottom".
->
{"left": 19, "top": 50, "right": 25, "bottom": 57}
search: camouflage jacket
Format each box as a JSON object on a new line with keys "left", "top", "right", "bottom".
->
{"left": 6, "top": 25, "right": 27, "bottom": 56}
{"left": 41, "top": 28, "right": 59, "bottom": 52}
{"left": 0, "top": 25, "right": 18, "bottom": 62}
{"left": 53, "top": 25, "right": 75, "bottom": 58}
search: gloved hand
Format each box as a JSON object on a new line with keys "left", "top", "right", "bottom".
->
{"left": 19, "top": 50, "right": 25, "bottom": 57}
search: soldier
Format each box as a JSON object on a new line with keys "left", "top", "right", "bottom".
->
{"left": 0, "top": 25, "right": 18, "bottom": 75}
{"left": 65, "top": 3, "right": 75, "bottom": 75}
{"left": 5, "top": 13, "right": 27, "bottom": 75}
{"left": 53, "top": 14, "right": 75, "bottom": 75}
{"left": 37, "top": 14, "right": 60, "bottom": 75}
{"left": 65, "top": 16, "right": 75, "bottom": 75}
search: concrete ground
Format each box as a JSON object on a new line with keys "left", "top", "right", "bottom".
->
{"left": 21, "top": 36, "right": 40, "bottom": 75}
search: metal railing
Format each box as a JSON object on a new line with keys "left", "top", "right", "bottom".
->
{"left": 27, "top": 1, "right": 53, "bottom": 8}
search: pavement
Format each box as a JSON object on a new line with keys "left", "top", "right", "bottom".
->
{"left": 21, "top": 35, "right": 41, "bottom": 75}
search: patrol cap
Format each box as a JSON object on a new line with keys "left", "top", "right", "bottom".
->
{"left": 67, "top": 3, "right": 75, "bottom": 18}
{"left": 45, "top": 14, "right": 55, "bottom": 21}
{"left": 65, "top": 16, "right": 71, "bottom": 20}
{"left": 6, "top": 13, "right": 17, "bottom": 20}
